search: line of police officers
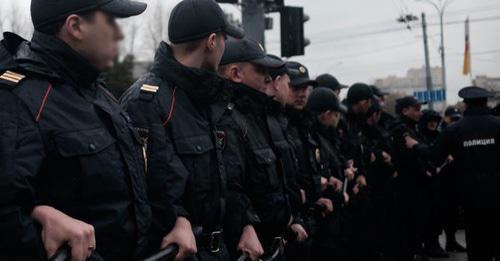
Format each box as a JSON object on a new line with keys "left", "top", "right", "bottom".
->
{"left": 0, "top": 0, "right": 498, "bottom": 261}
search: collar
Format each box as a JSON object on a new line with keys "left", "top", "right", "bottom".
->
{"left": 151, "top": 42, "right": 226, "bottom": 107}
{"left": 30, "top": 31, "right": 100, "bottom": 88}
{"left": 229, "top": 82, "right": 273, "bottom": 114}
{"left": 464, "top": 106, "right": 491, "bottom": 116}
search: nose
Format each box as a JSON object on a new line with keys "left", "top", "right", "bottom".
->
{"left": 115, "top": 24, "right": 124, "bottom": 41}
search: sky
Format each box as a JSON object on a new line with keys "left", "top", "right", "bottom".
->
{"left": 3, "top": 0, "right": 500, "bottom": 103}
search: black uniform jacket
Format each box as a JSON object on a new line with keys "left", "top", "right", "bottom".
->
{"left": 0, "top": 32, "right": 151, "bottom": 260}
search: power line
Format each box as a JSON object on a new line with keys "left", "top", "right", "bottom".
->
{"left": 300, "top": 40, "right": 419, "bottom": 62}
{"left": 306, "top": 15, "right": 500, "bottom": 46}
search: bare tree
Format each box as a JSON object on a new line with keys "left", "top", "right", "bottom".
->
{"left": 119, "top": 17, "right": 143, "bottom": 57}
{"left": 145, "top": 0, "right": 169, "bottom": 53}
{"left": 7, "top": 1, "right": 33, "bottom": 38}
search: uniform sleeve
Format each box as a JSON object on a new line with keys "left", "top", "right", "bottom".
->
{"left": 121, "top": 87, "right": 189, "bottom": 224}
{"left": 0, "top": 90, "right": 45, "bottom": 256}
{"left": 222, "top": 115, "right": 260, "bottom": 229}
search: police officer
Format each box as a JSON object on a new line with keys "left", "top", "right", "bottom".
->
{"left": 306, "top": 87, "right": 352, "bottom": 261}
{"left": 0, "top": 0, "right": 151, "bottom": 260}
{"left": 389, "top": 96, "right": 430, "bottom": 261}
{"left": 417, "top": 110, "right": 450, "bottom": 258}
{"left": 406, "top": 86, "right": 500, "bottom": 261}
{"left": 371, "top": 85, "right": 395, "bottom": 132}
{"left": 218, "top": 38, "right": 308, "bottom": 260}
{"left": 120, "top": 1, "right": 263, "bottom": 260}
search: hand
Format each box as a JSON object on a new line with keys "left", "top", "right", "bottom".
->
{"left": 320, "top": 177, "right": 328, "bottom": 192}
{"left": 161, "top": 217, "right": 197, "bottom": 261}
{"left": 356, "top": 175, "right": 367, "bottom": 187}
{"left": 370, "top": 153, "right": 376, "bottom": 163}
{"left": 344, "top": 167, "right": 355, "bottom": 181}
{"left": 405, "top": 136, "right": 419, "bottom": 149}
{"left": 352, "top": 184, "right": 360, "bottom": 195}
{"left": 345, "top": 160, "right": 357, "bottom": 180}
{"left": 31, "top": 206, "right": 96, "bottom": 261}
{"left": 237, "top": 225, "right": 263, "bottom": 261}
{"left": 290, "top": 224, "right": 308, "bottom": 243}
{"left": 343, "top": 192, "right": 350, "bottom": 204}
{"left": 328, "top": 177, "right": 343, "bottom": 192}
{"left": 446, "top": 155, "right": 454, "bottom": 164}
{"left": 382, "top": 151, "right": 392, "bottom": 163}
{"left": 316, "top": 198, "right": 333, "bottom": 216}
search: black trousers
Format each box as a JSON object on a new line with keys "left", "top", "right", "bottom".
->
{"left": 464, "top": 208, "right": 500, "bottom": 261}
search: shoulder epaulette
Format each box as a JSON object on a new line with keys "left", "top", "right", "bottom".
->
{"left": 0, "top": 70, "right": 26, "bottom": 88}
{"left": 140, "top": 84, "right": 159, "bottom": 93}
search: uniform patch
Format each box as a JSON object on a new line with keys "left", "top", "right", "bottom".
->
{"left": 463, "top": 138, "right": 495, "bottom": 148}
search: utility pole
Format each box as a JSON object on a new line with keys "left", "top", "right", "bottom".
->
{"left": 422, "top": 12, "right": 434, "bottom": 110}
{"left": 416, "top": 0, "right": 452, "bottom": 96}
{"left": 242, "top": 0, "right": 266, "bottom": 48}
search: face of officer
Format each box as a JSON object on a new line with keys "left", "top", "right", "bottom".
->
{"left": 287, "top": 84, "right": 312, "bottom": 111}
{"left": 268, "top": 74, "right": 291, "bottom": 106}
{"left": 351, "top": 99, "right": 372, "bottom": 115}
{"left": 221, "top": 62, "right": 272, "bottom": 92}
{"left": 402, "top": 105, "right": 423, "bottom": 122}
{"left": 58, "top": 11, "right": 124, "bottom": 71}
{"left": 366, "top": 111, "right": 381, "bottom": 126}
{"left": 427, "top": 121, "right": 439, "bottom": 131}
{"left": 318, "top": 110, "right": 341, "bottom": 127}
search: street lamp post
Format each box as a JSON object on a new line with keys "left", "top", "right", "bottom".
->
{"left": 416, "top": 0, "right": 452, "bottom": 95}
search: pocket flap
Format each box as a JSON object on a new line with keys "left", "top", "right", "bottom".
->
{"left": 55, "top": 128, "right": 116, "bottom": 157}
{"left": 174, "top": 135, "right": 214, "bottom": 155}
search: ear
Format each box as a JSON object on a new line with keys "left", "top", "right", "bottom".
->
{"left": 229, "top": 65, "right": 243, "bottom": 83}
{"left": 62, "top": 14, "right": 86, "bottom": 41}
{"left": 206, "top": 33, "right": 218, "bottom": 51}
{"left": 274, "top": 75, "right": 281, "bottom": 87}
{"left": 402, "top": 107, "right": 410, "bottom": 116}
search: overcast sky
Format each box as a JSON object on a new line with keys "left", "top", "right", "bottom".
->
{"left": 4, "top": 0, "right": 500, "bottom": 103}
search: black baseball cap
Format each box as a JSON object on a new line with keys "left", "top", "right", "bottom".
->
{"left": 307, "top": 87, "right": 346, "bottom": 114}
{"left": 370, "top": 85, "right": 389, "bottom": 98}
{"left": 444, "top": 106, "right": 462, "bottom": 119}
{"left": 31, "top": 0, "right": 147, "bottom": 29}
{"left": 458, "top": 86, "right": 493, "bottom": 101}
{"left": 316, "top": 74, "right": 347, "bottom": 91}
{"left": 220, "top": 38, "right": 284, "bottom": 68}
{"left": 286, "top": 61, "right": 318, "bottom": 88}
{"left": 346, "top": 83, "right": 374, "bottom": 104}
{"left": 169, "top": 0, "right": 244, "bottom": 44}
{"left": 421, "top": 109, "right": 442, "bottom": 123}
{"left": 395, "top": 96, "right": 426, "bottom": 114}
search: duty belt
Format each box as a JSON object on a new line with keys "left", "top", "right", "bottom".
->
{"left": 197, "top": 230, "right": 223, "bottom": 253}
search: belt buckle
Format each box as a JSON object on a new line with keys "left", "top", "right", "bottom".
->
{"left": 210, "top": 230, "right": 222, "bottom": 253}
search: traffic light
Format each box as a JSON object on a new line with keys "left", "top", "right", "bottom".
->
{"left": 280, "top": 6, "right": 310, "bottom": 57}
